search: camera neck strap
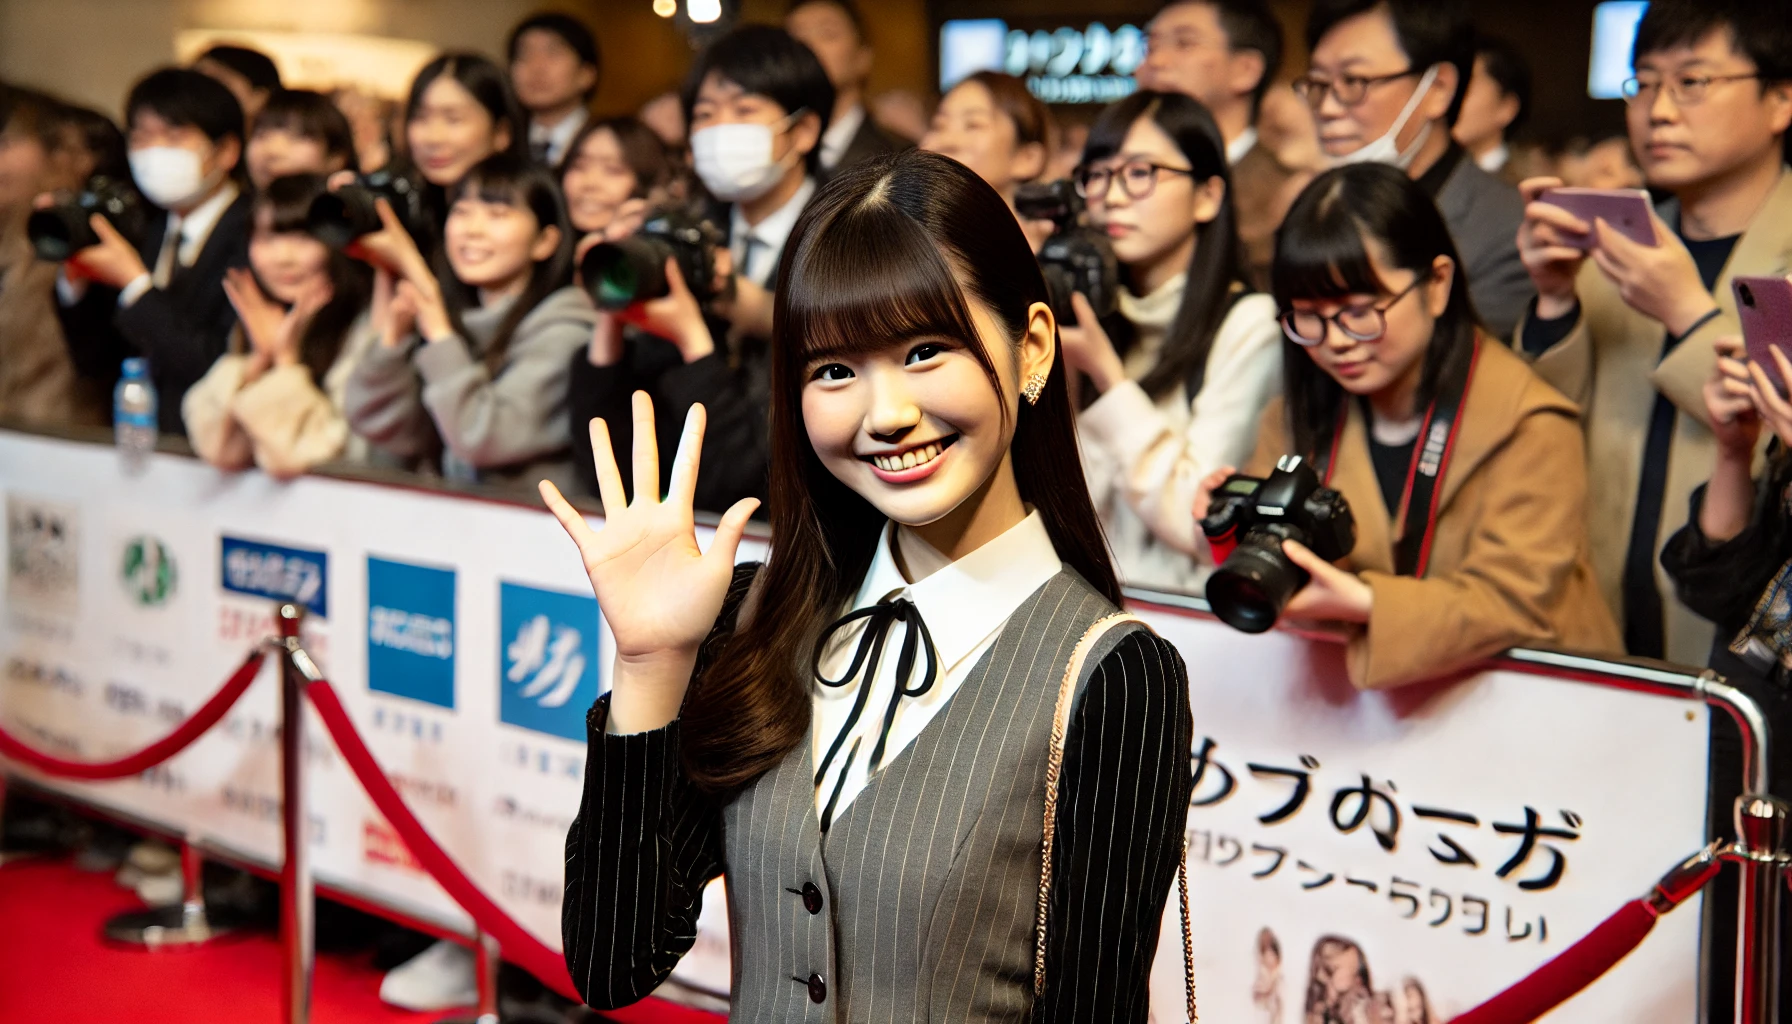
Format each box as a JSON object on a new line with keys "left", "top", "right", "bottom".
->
{"left": 1321, "top": 334, "right": 1482, "bottom": 577}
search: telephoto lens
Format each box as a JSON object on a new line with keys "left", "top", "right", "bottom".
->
{"left": 578, "top": 210, "right": 719, "bottom": 311}
{"left": 581, "top": 235, "right": 679, "bottom": 310}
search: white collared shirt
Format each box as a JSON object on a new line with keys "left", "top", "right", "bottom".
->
{"left": 1476, "top": 142, "right": 1510, "bottom": 175}
{"left": 1226, "top": 126, "right": 1259, "bottom": 166}
{"left": 819, "top": 103, "right": 867, "bottom": 171}
{"left": 810, "top": 511, "right": 1063, "bottom": 823}
{"left": 729, "top": 176, "right": 817, "bottom": 287}
{"left": 117, "top": 180, "right": 241, "bottom": 309}
{"left": 530, "top": 107, "right": 590, "bottom": 168}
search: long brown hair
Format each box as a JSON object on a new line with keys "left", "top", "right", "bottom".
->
{"left": 680, "top": 150, "right": 1118, "bottom": 793}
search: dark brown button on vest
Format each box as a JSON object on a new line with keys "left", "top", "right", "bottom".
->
{"left": 807, "top": 973, "right": 827, "bottom": 1003}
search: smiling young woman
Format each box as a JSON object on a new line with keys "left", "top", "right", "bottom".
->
{"left": 544, "top": 149, "right": 1193, "bottom": 1020}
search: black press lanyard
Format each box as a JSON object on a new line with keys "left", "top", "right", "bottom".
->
{"left": 1317, "top": 335, "right": 1481, "bottom": 578}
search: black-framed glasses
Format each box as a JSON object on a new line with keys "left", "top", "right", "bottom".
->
{"left": 1292, "top": 68, "right": 1416, "bottom": 109}
{"left": 1073, "top": 157, "right": 1196, "bottom": 201}
{"left": 1620, "top": 73, "right": 1761, "bottom": 106}
{"left": 1279, "top": 279, "right": 1424, "bottom": 347}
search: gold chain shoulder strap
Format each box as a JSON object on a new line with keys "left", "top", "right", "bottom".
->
{"left": 1033, "top": 612, "right": 1197, "bottom": 1022}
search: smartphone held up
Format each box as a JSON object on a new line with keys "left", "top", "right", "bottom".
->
{"left": 1735, "top": 274, "right": 1792, "bottom": 397}
{"left": 1536, "top": 187, "right": 1656, "bottom": 250}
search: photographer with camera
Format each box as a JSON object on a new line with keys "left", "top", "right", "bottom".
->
{"left": 340, "top": 155, "right": 592, "bottom": 489}
{"left": 558, "top": 26, "right": 831, "bottom": 513}
{"left": 46, "top": 67, "right": 251, "bottom": 435}
{"left": 920, "top": 71, "right": 1053, "bottom": 248}
{"left": 1193, "top": 164, "right": 1617, "bottom": 689}
{"left": 181, "top": 174, "right": 373, "bottom": 477}
{"left": 1057, "top": 92, "right": 1280, "bottom": 593}
{"left": 0, "top": 85, "right": 104, "bottom": 427}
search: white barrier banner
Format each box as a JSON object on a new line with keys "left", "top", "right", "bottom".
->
{"left": 0, "top": 433, "right": 1708, "bottom": 1017}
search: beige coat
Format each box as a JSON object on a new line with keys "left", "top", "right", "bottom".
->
{"left": 182, "top": 316, "right": 374, "bottom": 478}
{"left": 1518, "top": 170, "right": 1792, "bottom": 666}
{"left": 1246, "top": 339, "right": 1621, "bottom": 689}
{"left": 0, "top": 213, "right": 103, "bottom": 427}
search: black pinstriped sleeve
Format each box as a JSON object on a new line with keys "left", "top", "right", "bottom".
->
{"left": 560, "top": 564, "right": 757, "bottom": 1009}
{"left": 1039, "top": 630, "right": 1195, "bottom": 1023}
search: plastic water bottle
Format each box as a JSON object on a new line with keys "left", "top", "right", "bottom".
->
{"left": 114, "top": 357, "right": 157, "bottom": 472}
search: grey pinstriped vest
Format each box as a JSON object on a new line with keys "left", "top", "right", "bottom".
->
{"left": 717, "top": 570, "right": 1133, "bottom": 1022}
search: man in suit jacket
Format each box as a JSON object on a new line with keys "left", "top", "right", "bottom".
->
{"left": 1454, "top": 34, "right": 1531, "bottom": 188}
{"left": 54, "top": 67, "right": 250, "bottom": 435}
{"left": 1515, "top": 0, "right": 1792, "bottom": 667}
{"left": 1136, "top": 0, "right": 1304, "bottom": 292}
{"left": 1301, "top": 0, "right": 1534, "bottom": 341}
{"left": 786, "top": 0, "right": 907, "bottom": 183}
{"left": 508, "top": 12, "right": 600, "bottom": 171}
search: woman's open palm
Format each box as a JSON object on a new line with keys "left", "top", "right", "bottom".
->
{"left": 539, "top": 392, "right": 758, "bottom": 664}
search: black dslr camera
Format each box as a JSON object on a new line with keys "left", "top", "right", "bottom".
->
{"left": 27, "top": 176, "right": 145, "bottom": 261}
{"left": 1013, "top": 179, "right": 1118, "bottom": 325}
{"left": 306, "top": 169, "right": 427, "bottom": 248}
{"left": 1200, "top": 456, "right": 1356, "bottom": 634}
{"left": 579, "top": 209, "right": 722, "bottom": 311}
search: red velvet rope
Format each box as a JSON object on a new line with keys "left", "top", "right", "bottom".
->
{"left": 304, "top": 679, "right": 581, "bottom": 1003}
{"left": 0, "top": 651, "right": 267, "bottom": 780}
{"left": 1447, "top": 899, "right": 1659, "bottom": 1024}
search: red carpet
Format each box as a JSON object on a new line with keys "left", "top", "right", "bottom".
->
{"left": 0, "top": 857, "right": 724, "bottom": 1023}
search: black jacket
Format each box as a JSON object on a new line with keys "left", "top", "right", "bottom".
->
{"left": 567, "top": 322, "right": 770, "bottom": 516}
{"left": 57, "top": 190, "right": 252, "bottom": 433}
{"left": 817, "top": 111, "right": 909, "bottom": 184}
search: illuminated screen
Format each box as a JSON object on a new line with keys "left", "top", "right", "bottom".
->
{"left": 1588, "top": 1, "right": 1648, "bottom": 99}
{"left": 939, "top": 18, "right": 1144, "bottom": 104}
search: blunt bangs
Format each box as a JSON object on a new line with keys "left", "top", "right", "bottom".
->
{"left": 1271, "top": 186, "right": 1391, "bottom": 307}
{"left": 781, "top": 190, "right": 988, "bottom": 366}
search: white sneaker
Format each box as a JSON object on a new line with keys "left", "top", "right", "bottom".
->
{"left": 379, "top": 939, "right": 477, "bottom": 1011}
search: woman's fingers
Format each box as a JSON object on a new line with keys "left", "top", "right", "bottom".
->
{"left": 666, "top": 403, "right": 707, "bottom": 509}
{"left": 539, "top": 480, "right": 597, "bottom": 550}
{"left": 629, "top": 391, "right": 660, "bottom": 505}
{"left": 586, "top": 417, "right": 629, "bottom": 514}
{"left": 705, "top": 496, "right": 761, "bottom": 570}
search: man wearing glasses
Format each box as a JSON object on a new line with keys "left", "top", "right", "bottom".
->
{"left": 1515, "top": 0, "right": 1792, "bottom": 672}
{"left": 1299, "top": 0, "right": 1532, "bottom": 341}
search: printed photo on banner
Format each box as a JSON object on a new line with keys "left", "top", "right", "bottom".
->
{"left": 497, "top": 581, "right": 601, "bottom": 742}
{"left": 366, "top": 556, "right": 457, "bottom": 710}
{"left": 7, "top": 494, "right": 79, "bottom": 615}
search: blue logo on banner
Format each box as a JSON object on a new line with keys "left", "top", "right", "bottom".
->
{"left": 220, "top": 536, "right": 328, "bottom": 617}
{"left": 366, "top": 557, "right": 456, "bottom": 709}
{"left": 498, "top": 582, "right": 601, "bottom": 741}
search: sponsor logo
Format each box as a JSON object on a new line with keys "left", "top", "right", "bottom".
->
{"left": 362, "top": 819, "right": 425, "bottom": 874}
{"left": 389, "top": 772, "right": 457, "bottom": 809}
{"left": 366, "top": 557, "right": 455, "bottom": 709}
{"left": 220, "top": 536, "right": 328, "bottom": 617}
{"left": 6, "top": 495, "right": 78, "bottom": 612}
{"left": 498, "top": 582, "right": 601, "bottom": 741}
{"left": 102, "top": 682, "right": 186, "bottom": 724}
{"left": 120, "top": 534, "right": 177, "bottom": 607}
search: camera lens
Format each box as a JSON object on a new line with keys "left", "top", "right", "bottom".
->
{"left": 1740, "top": 282, "right": 1756, "bottom": 308}
{"left": 1205, "top": 540, "right": 1309, "bottom": 634}
{"left": 26, "top": 205, "right": 97, "bottom": 262}
{"left": 307, "top": 187, "right": 382, "bottom": 249}
{"left": 581, "top": 236, "right": 673, "bottom": 310}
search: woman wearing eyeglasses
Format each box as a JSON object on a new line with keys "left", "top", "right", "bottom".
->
{"left": 1058, "top": 92, "right": 1282, "bottom": 594}
{"left": 1195, "top": 164, "right": 1618, "bottom": 689}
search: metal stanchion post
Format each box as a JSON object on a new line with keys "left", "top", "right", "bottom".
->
{"left": 1731, "top": 794, "right": 1789, "bottom": 1024}
{"left": 277, "top": 603, "right": 314, "bottom": 1024}
{"left": 437, "top": 931, "right": 504, "bottom": 1024}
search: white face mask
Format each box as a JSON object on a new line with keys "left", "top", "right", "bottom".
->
{"left": 1331, "top": 65, "right": 1441, "bottom": 171}
{"left": 691, "top": 115, "right": 801, "bottom": 203}
{"left": 129, "top": 146, "right": 218, "bottom": 211}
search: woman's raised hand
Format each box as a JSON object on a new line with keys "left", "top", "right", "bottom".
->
{"left": 538, "top": 392, "right": 759, "bottom": 733}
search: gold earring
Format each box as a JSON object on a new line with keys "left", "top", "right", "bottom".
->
{"left": 1022, "top": 372, "right": 1047, "bottom": 405}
